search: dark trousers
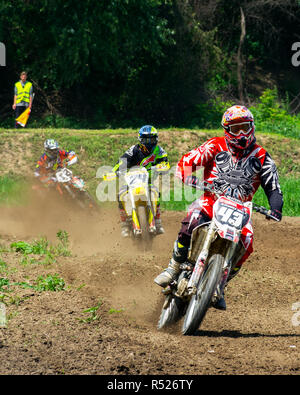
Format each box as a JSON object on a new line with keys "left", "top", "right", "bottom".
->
{"left": 15, "top": 106, "right": 27, "bottom": 128}
{"left": 178, "top": 211, "right": 211, "bottom": 247}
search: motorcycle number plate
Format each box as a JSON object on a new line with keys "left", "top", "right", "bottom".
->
{"left": 214, "top": 196, "right": 251, "bottom": 243}
{"left": 125, "top": 171, "right": 148, "bottom": 187}
{"left": 56, "top": 168, "right": 73, "bottom": 183}
{"left": 214, "top": 196, "right": 250, "bottom": 230}
{"left": 216, "top": 204, "right": 244, "bottom": 228}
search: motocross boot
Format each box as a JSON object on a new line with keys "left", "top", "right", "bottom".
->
{"left": 154, "top": 241, "right": 189, "bottom": 287}
{"left": 155, "top": 205, "right": 164, "bottom": 234}
{"left": 155, "top": 218, "right": 165, "bottom": 235}
{"left": 212, "top": 266, "right": 242, "bottom": 310}
{"left": 213, "top": 292, "right": 227, "bottom": 310}
{"left": 212, "top": 269, "right": 228, "bottom": 310}
{"left": 120, "top": 208, "right": 130, "bottom": 238}
{"left": 121, "top": 222, "right": 130, "bottom": 238}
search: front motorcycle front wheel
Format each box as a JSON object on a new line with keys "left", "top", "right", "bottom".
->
{"left": 157, "top": 294, "right": 185, "bottom": 330}
{"left": 182, "top": 253, "right": 224, "bottom": 336}
{"left": 137, "top": 205, "right": 153, "bottom": 250}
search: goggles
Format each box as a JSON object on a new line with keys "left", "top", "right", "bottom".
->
{"left": 228, "top": 122, "right": 252, "bottom": 136}
{"left": 139, "top": 136, "right": 158, "bottom": 145}
{"left": 46, "top": 148, "right": 58, "bottom": 158}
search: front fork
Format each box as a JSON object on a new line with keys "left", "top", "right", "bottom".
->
{"left": 129, "top": 188, "right": 155, "bottom": 236}
{"left": 187, "top": 219, "right": 238, "bottom": 296}
{"left": 216, "top": 242, "right": 237, "bottom": 298}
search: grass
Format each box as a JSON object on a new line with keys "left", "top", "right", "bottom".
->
{"left": 0, "top": 233, "right": 69, "bottom": 319}
{"left": 0, "top": 175, "right": 28, "bottom": 205}
{"left": 35, "top": 274, "right": 65, "bottom": 292}
{"left": 78, "top": 300, "right": 103, "bottom": 323}
{"left": 0, "top": 127, "right": 299, "bottom": 215}
{"left": 0, "top": 273, "right": 65, "bottom": 303}
{"left": 10, "top": 230, "right": 72, "bottom": 266}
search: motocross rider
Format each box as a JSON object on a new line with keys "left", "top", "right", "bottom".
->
{"left": 34, "top": 139, "right": 78, "bottom": 184}
{"left": 154, "top": 105, "right": 283, "bottom": 310}
{"left": 112, "top": 125, "right": 170, "bottom": 237}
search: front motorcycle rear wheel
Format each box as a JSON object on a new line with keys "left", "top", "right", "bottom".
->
{"left": 182, "top": 254, "right": 224, "bottom": 336}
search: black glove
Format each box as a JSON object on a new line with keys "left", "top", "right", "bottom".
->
{"left": 185, "top": 175, "right": 200, "bottom": 187}
{"left": 267, "top": 209, "right": 282, "bottom": 222}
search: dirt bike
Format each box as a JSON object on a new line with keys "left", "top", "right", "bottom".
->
{"left": 157, "top": 181, "right": 280, "bottom": 335}
{"left": 34, "top": 167, "right": 97, "bottom": 211}
{"left": 104, "top": 163, "right": 169, "bottom": 244}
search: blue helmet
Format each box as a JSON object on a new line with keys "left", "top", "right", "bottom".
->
{"left": 138, "top": 125, "right": 158, "bottom": 153}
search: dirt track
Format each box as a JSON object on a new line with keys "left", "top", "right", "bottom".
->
{"left": 0, "top": 197, "right": 299, "bottom": 375}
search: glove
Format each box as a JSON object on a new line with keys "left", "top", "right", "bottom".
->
{"left": 185, "top": 175, "right": 200, "bottom": 187}
{"left": 103, "top": 172, "right": 117, "bottom": 181}
{"left": 267, "top": 209, "right": 282, "bottom": 222}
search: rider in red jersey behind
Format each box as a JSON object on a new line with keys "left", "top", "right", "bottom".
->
{"left": 34, "top": 139, "right": 78, "bottom": 184}
{"left": 154, "top": 105, "right": 283, "bottom": 310}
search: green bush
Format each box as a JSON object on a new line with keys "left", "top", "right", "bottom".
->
{"left": 184, "top": 89, "right": 300, "bottom": 136}
{"left": 250, "top": 89, "right": 300, "bottom": 139}
{"left": 186, "top": 97, "right": 234, "bottom": 128}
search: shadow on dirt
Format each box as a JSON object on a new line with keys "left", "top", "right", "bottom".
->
{"left": 194, "top": 329, "right": 300, "bottom": 338}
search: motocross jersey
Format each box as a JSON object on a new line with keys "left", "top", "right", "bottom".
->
{"left": 113, "top": 144, "right": 169, "bottom": 175}
{"left": 35, "top": 150, "right": 78, "bottom": 179}
{"left": 176, "top": 136, "right": 283, "bottom": 217}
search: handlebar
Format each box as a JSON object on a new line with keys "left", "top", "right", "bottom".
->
{"left": 188, "top": 179, "right": 279, "bottom": 221}
{"left": 103, "top": 164, "right": 169, "bottom": 181}
{"left": 252, "top": 205, "right": 280, "bottom": 221}
{"left": 252, "top": 205, "right": 269, "bottom": 216}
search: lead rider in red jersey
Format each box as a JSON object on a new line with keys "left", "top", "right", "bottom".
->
{"left": 154, "top": 105, "right": 283, "bottom": 310}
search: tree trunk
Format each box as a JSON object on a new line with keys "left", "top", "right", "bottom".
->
{"left": 237, "top": 7, "right": 246, "bottom": 104}
{"left": 31, "top": 79, "right": 61, "bottom": 115}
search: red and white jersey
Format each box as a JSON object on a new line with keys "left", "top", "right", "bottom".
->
{"left": 176, "top": 136, "right": 282, "bottom": 217}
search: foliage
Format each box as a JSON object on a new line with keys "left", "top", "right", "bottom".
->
{"left": 55, "top": 230, "right": 71, "bottom": 257}
{"left": 0, "top": 277, "right": 10, "bottom": 292}
{"left": 10, "top": 231, "right": 71, "bottom": 265}
{"left": 78, "top": 300, "right": 103, "bottom": 323}
{"left": 250, "top": 89, "right": 300, "bottom": 139}
{"left": 1, "top": 1, "right": 298, "bottom": 126}
{"left": 35, "top": 274, "right": 65, "bottom": 292}
{"left": 108, "top": 307, "right": 125, "bottom": 314}
{"left": 0, "top": 127, "right": 299, "bottom": 215}
{"left": 11, "top": 238, "right": 49, "bottom": 255}
{"left": 0, "top": 273, "right": 65, "bottom": 308}
{"left": 185, "top": 96, "right": 234, "bottom": 128}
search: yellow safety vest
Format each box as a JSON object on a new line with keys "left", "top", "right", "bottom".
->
{"left": 15, "top": 81, "right": 32, "bottom": 104}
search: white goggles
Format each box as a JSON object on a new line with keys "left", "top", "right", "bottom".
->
{"left": 228, "top": 122, "right": 252, "bottom": 136}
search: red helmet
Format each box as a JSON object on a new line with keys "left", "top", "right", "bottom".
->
{"left": 221, "top": 105, "right": 255, "bottom": 150}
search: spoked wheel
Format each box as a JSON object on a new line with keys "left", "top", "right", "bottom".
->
{"left": 137, "top": 206, "right": 153, "bottom": 251}
{"left": 182, "top": 254, "right": 224, "bottom": 336}
{"left": 158, "top": 294, "right": 185, "bottom": 330}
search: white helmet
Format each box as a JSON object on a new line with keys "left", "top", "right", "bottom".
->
{"left": 44, "top": 139, "right": 59, "bottom": 159}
